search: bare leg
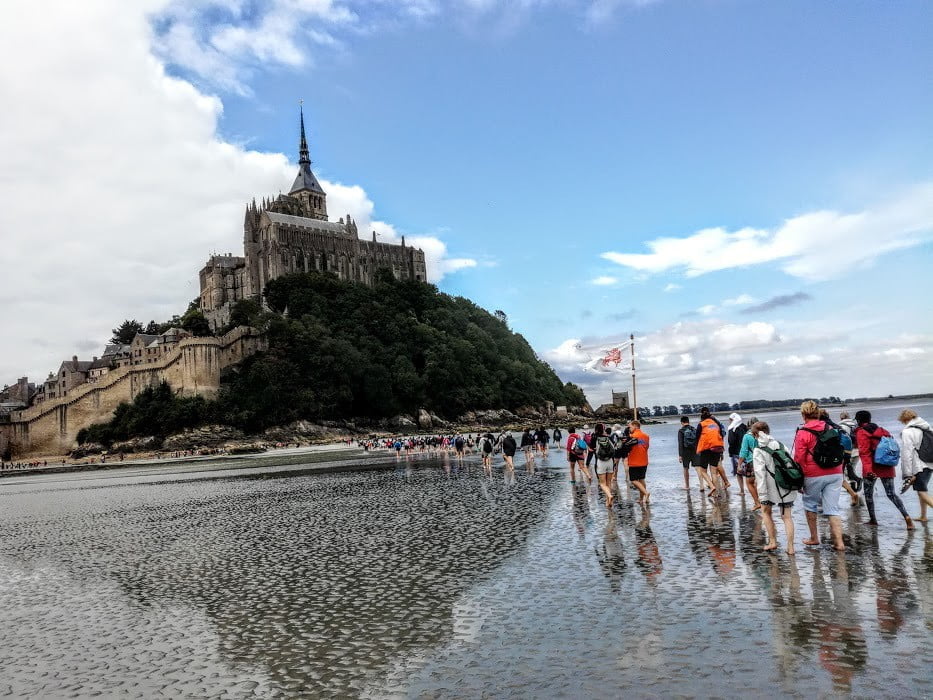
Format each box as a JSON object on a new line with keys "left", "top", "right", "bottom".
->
{"left": 762, "top": 505, "right": 777, "bottom": 551}
{"left": 747, "top": 477, "right": 761, "bottom": 510}
{"left": 632, "top": 478, "right": 649, "bottom": 504}
{"left": 683, "top": 467, "right": 690, "bottom": 490}
{"left": 782, "top": 506, "right": 796, "bottom": 555}
{"left": 917, "top": 490, "right": 933, "bottom": 521}
{"left": 803, "top": 510, "right": 820, "bottom": 545}
{"left": 828, "top": 515, "right": 845, "bottom": 550}
{"left": 737, "top": 473, "right": 745, "bottom": 495}
{"left": 599, "top": 472, "right": 614, "bottom": 507}
{"left": 569, "top": 460, "right": 577, "bottom": 482}
{"left": 842, "top": 478, "right": 858, "bottom": 505}
{"left": 717, "top": 463, "right": 731, "bottom": 488}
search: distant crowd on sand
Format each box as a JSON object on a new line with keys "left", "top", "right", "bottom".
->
{"left": 366, "top": 402, "right": 933, "bottom": 555}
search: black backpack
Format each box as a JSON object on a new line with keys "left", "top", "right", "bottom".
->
{"left": 596, "top": 436, "right": 615, "bottom": 461}
{"left": 915, "top": 425, "right": 933, "bottom": 463}
{"left": 799, "top": 425, "right": 845, "bottom": 469}
{"left": 681, "top": 425, "right": 697, "bottom": 449}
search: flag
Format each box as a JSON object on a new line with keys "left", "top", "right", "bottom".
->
{"left": 575, "top": 341, "right": 631, "bottom": 373}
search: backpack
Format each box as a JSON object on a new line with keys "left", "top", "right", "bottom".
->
{"left": 614, "top": 436, "right": 639, "bottom": 459}
{"left": 568, "top": 436, "right": 586, "bottom": 457}
{"left": 874, "top": 435, "right": 900, "bottom": 466}
{"left": 596, "top": 435, "right": 615, "bottom": 461}
{"left": 681, "top": 425, "right": 697, "bottom": 449}
{"left": 481, "top": 437, "right": 493, "bottom": 454}
{"left": 761, "top": 444, "right": 804, "bottom": 493}
{"left": 799, "top": 425, "right": 845, "bottom": 469}
{"left": 838, "top": 431, "right": 853, "bottom": 452}
{"left": 916, "top": 426, "right": 933, "bottom": 463}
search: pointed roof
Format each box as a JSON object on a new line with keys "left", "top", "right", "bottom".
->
{"left": 290, "top": 106, "right": 326, "bottom": 195}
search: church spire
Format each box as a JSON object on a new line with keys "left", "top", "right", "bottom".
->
{"left": 298, "top": 103, "right": 311, "bottom": 166}
{"left": 289, "top": 101, "right": 328, "bottom": 220}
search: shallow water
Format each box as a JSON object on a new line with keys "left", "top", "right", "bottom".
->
{"left": 1, "top": 401, "right": 931, "bottom": 697}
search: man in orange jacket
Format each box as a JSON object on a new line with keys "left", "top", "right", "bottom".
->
{"left": 627, "top": 420, "right": 651, "bottom": 505}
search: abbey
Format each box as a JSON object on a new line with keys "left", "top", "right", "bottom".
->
{"left": 199, "top": 110, "right": 427, "bottom": 329}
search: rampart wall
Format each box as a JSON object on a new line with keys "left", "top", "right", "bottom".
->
{"left": 0, "top": 327, "right": 265, "bottom": 458}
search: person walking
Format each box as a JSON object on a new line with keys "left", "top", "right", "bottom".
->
{"left": 794, "top": 401, "right": 845, "bottom": 550}
{"left": 835, "top": 411, "right": 861, "bottom": 506}
{"left": 627, "top": 419, "right": 651, "bottom": 505}
{"left": 736, "top": 417, "right": 762, "bottom": 510}
{"left": 678, "top": 416, "right": 709, "bottom": 491}
{"left": 696, "top": 407, "right": 729, "bottom": 496}
{"left": 591, "top": 423, "right": 617, "bottom": 508}
{"left": 553, "top": 427, "right": 563, "bottom": 446}
{"left": 520, "top": 428, "right": 535, "bottom": 463}
{"left": 480, "top": 433, "right": 494, "bottom": 469}
{"left": 566, "top": 426, "right": 591, "bottom": 485}
{"left": 727, "top": 412, "right": 749, "bottom": 493}
{"left": 751, "top": 421, "right": 797, "bottom": 554}
{"left": 854, "top": 410, "right": 913, "bottom": 530}
{"left": 898, "top": 409, "right": 933, "bottom": 522}
{"left": 501, "top": 432, "right": 517, "bottom": 470}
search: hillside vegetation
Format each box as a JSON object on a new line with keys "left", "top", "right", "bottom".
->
{"left": 79, "top": 272, "right": 583, "bottom": 443}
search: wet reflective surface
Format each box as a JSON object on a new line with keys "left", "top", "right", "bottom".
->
{"left": 1, "top": 408, "right": 932, "bottom": 697}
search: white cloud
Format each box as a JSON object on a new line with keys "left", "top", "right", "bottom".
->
{"left": 663, "top": 283, "right": 681, "bottom": 292}
{"left": 541, "top": 319, "right": 933, "bottom": 406}
{"left": 601, "top": 183, "right": 933, "bottom": 281}
{"left": 0, "top": 0, "right": 473, "bottom": 383}
{"left": 696, "top": 304, "right": 717, "bottom": 315}
{"left": 591, "top": 275, "right": 618, "bottom": 286}
{"left": 723, "top": 293, "right": 756, "bottom": 306}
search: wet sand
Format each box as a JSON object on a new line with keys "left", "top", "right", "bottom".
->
{"left": 1, "top": 401, "right": 930, "bottom": 697}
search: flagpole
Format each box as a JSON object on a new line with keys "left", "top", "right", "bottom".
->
{"left": 630, "top": 333, "right": 637, "bottom": 420}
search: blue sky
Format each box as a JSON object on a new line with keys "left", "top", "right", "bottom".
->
{"left": 1, "top": 0, "right": 931, "bottom": 406}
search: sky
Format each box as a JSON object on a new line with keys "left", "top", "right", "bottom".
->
{"left": 1, "top": 0, "right": 931, "bottom": 408}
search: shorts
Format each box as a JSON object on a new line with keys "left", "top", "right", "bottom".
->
{"left": 913, "top": 468, "right": 932, "bottom": 492}
{"left": 697, "top": 450, "right": 722, "bottom": 469}
{"left": 736, "top": 460, "right": 754, "bottom": 478}
{"left": 681, "top": 453, "right": 696, "bottom": 469}
{"left": 568, "top": 452, "right": 584, "bottom": 464}
{"left": 595, "top": 458, "right": 614, "bottom": 475}
{"left": 503, "top": 450, "right": 516, "bottom": 458}
{"left": 629, "top": 466, "right": 647, "bottom": 481}
{"left": 802, "top": 474, "right": 843, "bottom": 517}
{"left": 761, "top": 500, "right": 792, "bottom": 512}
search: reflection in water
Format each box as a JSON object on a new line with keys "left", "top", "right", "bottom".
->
{"left": 0, "top": 457, "right": 931, "bottom": 697}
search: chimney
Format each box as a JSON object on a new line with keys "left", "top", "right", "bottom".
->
{"left": 72, "top": 355, "right": 78, "bottom": 364}
{"left": 93, "top": 356, "right": 98, "bottom": 362}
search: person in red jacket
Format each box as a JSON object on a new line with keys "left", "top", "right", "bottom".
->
{"left": 793, "top": 400, "right": 845, "bottom": 550}
{"left": 627, "top": 420, "right": 651, "bottom": 505}
{"left": 854, "top": 410, "right": 913, "bottom": 530}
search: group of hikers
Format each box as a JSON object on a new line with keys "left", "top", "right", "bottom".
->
{"left": 674, "top": 402, "right": 932, "bottom": 554}
{"left": 370, "top": 401, "right": 933, "bottom": 556}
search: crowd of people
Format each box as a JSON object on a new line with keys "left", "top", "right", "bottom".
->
{"left": 366, "top": 401, "right": 933, "bottom": 556}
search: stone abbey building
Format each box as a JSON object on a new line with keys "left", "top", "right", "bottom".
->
{"left": 199, "top": 110, "right": 427, "bottom": 329}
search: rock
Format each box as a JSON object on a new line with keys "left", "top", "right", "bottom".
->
{"left": 69, "top": 442, "right": 104, "bottom": 458}
{"left": 458, "top": 411, "right": 476, "bottom": 423}
{"left": 429, "top": 412, "right": 448, "bottom": 428}
{"left": 417, "top": 408, "right": 433, "bottom": 429}
{"left": 163, "top": 425, "right": 245, "bottom": 451}
{"left": 516, "top": 405, "right": 542, "bottom": 419}
{"left": 390, "top": 414, "right": 416, "bottom": 429}
{"left": 110, "top": 435, "right": 162, "bottom": 454}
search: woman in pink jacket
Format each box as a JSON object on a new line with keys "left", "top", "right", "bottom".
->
{"left": 854, "top": 409, "right": 912, "bottom": 530}
{"left": 793, "top": 400, "right": 845, "bottom": 550}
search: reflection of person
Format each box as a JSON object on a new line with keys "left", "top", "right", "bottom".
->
{"left": 635, "top": 509, "right": 662, "bottom": 581}
{"left": 764, "top": 556, "right": 807, "bottom": 690}
{"left": 595, "top": 517, "right": 625, "bottom": 592}
{"left": 811, "top": 552, "right": 867, "bottom": 692}
{"left": 867, "top": 531, "right": 917, "bottom": 640}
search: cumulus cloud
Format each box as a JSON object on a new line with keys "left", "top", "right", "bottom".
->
{"left": 0, "top": 0, "right": 472, "bottom": 382}
{"left": 543, "top": 319, "right": 933, "bottom": 406}
{"left": 601, "top": 183, "right": 933, "bottom": 281}
{"left": 740, "top": 292, "right": 813, "bottom": 314}
{"left": 591, "top": 275, "right": 619, "bottom": 286}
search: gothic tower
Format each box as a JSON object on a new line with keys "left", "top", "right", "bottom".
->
{"left": 289, "top": 106, "right": 328, "bottom": 221}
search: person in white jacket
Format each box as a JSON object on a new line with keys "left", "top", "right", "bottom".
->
{"left": 898, "top": 409, "right": 933, "bottom": 522}
{"left": 751, "top": 421, "right": 798, "bottom": 555}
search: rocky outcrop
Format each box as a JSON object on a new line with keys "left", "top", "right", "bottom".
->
{"left": 417, "top": 408, "right": 433, "bottom": 429}
{"left": 69, "top": 442, "right": 105, "bottom": 458}
{"left": 162, "top": 425, "right": 245, "bottom": 451}
{"left": 110, "top": 436, "right": 162, "bottom": 454}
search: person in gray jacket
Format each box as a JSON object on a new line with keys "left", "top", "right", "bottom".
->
{"left": 898, "top": 409, "right": 933, "bottom": 522}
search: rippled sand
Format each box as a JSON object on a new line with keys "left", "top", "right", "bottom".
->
{"left": 1, "top": 451, "right": 930, "bottom": 698}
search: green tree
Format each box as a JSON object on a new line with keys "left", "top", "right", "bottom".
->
{"left": 111, "top": 320, "right": 143, "bottom": 344}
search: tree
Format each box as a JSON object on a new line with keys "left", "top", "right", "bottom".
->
{"left": 494, "top": 309, "right": 508, "bottom": 326}
{"left": 111, "top": 320, "right": 143, "bottom": 345}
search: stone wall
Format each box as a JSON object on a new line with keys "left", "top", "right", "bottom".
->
{"left": 0, "top": 327, "right": 266, "bottom": 458}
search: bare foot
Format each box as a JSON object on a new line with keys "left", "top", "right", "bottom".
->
{"left": 864, "top": 520, "right": 878, "bottom": 527}
{"left": 905, "top": 516, "right": 914, "bottom": 531}
{"left": 707, "top": 487, "right": 717, "bottom": 498}
{"left": 751, "top": 504, "right": 761, "bottom": 512}
{"left": 803, "top": 538, "right": 820, "bottom": 546}
{"left": 786, "top": 548, "right": 795, "bottom": 555}
{"left": 832, "top": 544, "right": 846, "bottom": 551}
{"left": 763, "top": 543, "right": 778, "bottom": 552}
{"left": 916, "top": 516, "right": 929, "bottom": 522}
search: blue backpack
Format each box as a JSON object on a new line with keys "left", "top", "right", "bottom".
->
{"left": 874, "top": 435, "right": 900, "bottom": 467}
{"left": 839, "top": 431, "right": 853, "bottom": 452}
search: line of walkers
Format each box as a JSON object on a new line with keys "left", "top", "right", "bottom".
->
{"left": 674, "top": 401, "right": 933, "bottom": 554}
